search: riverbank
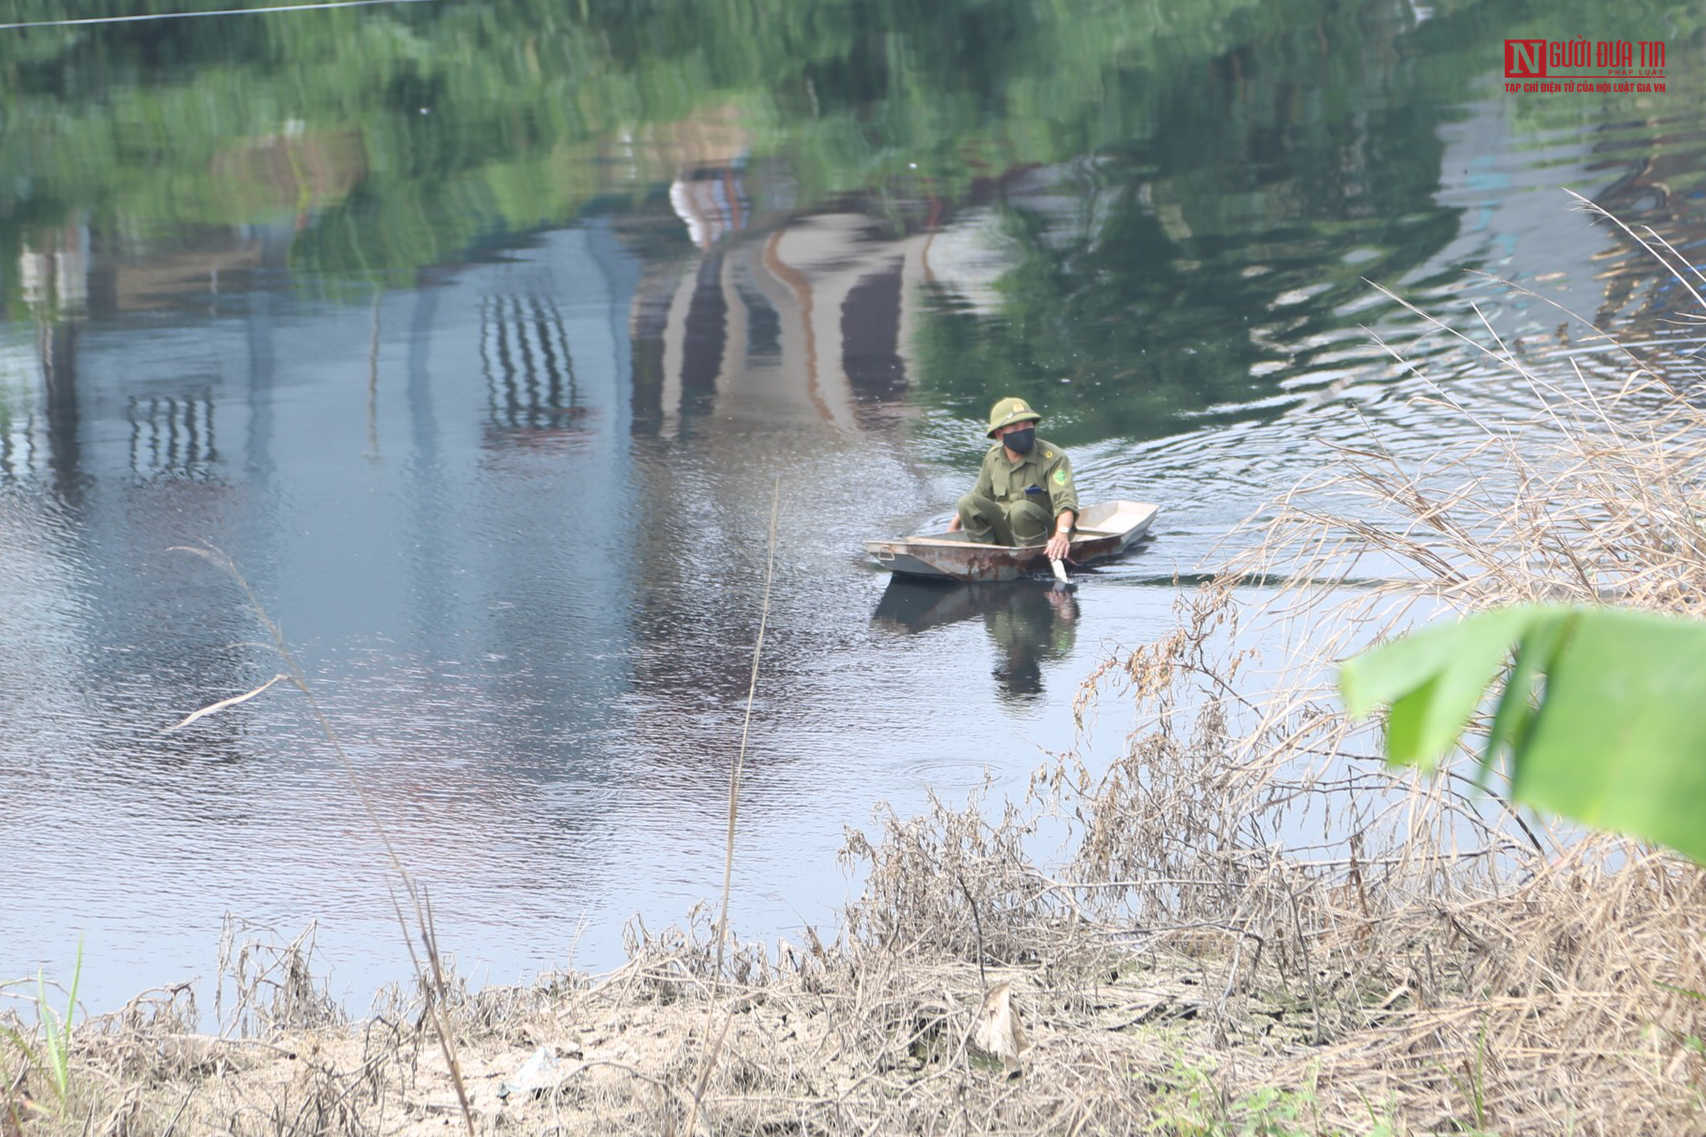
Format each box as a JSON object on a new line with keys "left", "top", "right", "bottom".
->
{"left": 6, "top": 809, "right": 1703, "bottom": 1135}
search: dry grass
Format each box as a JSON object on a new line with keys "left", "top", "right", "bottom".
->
{"left": 6, "top": 213, "right": 1706, "bottom": 1134}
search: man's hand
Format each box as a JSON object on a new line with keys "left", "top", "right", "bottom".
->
{"left": 947, "top": 515, "right": 962, "bottom": 532}
{"left": 1045, "top": 511, "right": 1075, "bottom": 561}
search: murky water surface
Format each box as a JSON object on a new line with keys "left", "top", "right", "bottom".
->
{"left": 3, "top": 0, "right": 1705, "bottom": 1011}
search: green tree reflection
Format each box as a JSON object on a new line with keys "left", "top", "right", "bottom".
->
{"left": 3, "top": 0, "right": 1702, "bottom": 444}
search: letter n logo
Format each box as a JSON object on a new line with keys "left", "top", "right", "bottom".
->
{"left": 1505, "top": 39, "right": 1547, "bottom": 77}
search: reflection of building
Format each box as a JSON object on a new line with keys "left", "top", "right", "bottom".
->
{"left": 1429, "top": 94, "right": 1706, "bottom": 346}
{"left": 19, "top": 222, "right": 91, "bottom": 316}
{"left": 670, "top": 165, "right": 751, "bottom": 250}
{"left": 2, "top": 156, "right": 982, "bottom": 786}
{"left": 0, "top": 221, "right": 643, "bottom": 802}
{"left": 3, "top": 143, "right": 1042, "bottom": 845}
{"left": 129, "top": 391, "right": 219, "bottom": 479}
{"left": 0, "top": 338, "right": 51, "bottom": 480}
{"left": 481, "top": 292, "right": 594, "bottom": 447}
{"left": 635, "top": 197, "right": 933, "bottom": 437}
{"left": 595, "top": 176, "right": 975, "bottom": 771}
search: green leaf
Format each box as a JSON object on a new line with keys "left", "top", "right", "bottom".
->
{"left": 1340, "top": 606, "right": 1545, "bottom": 771}
{"left": 1481, "top": 609, "right": 1577, "bottom": 789}
{"left": 1507, "top": 608, "right": 1706, "bottom": 864}
{"left": 1341, "top": 605, "right": 1706, "bottom": 864}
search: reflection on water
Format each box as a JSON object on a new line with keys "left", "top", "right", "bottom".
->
{"left": 129, "top": 390, "right": 220, "bottom": 480}
{"left": 874, "top": 578, "right": 1079, "bottom": 702}
{"left": 481, "top": 291, "right": 599, "bottom": 453}
{"left": 631, "top": 205, "right": 924, "bottom": 437}
{"left": 3, "top": 0, "right": 1706, "bottom": 1013}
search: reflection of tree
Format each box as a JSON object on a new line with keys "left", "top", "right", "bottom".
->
{"left": 1433, "top": 7, "right": 1706, "bottom": 337}
{"left": 908, "top": 0, "right": 1466, "bottom": 447}
{"left": 1589, "top": 141, "right": 1706, "bottom": 330}
{"left": 1, "top": 0, "right": 1363, "bottom": 305}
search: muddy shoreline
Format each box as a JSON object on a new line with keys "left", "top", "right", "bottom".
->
{"left": 8, "top": 835, "right": 1704, "bottom": 1137}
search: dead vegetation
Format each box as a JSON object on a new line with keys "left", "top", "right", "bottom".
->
{"left": 6, "top": 215, "right": 1706, "bottom": 1134}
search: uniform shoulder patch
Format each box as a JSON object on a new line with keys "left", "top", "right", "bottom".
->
{"left": 1053, "top": 468, "right": 1067, "bottom": 484}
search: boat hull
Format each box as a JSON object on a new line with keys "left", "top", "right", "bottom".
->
{"left": 866, "top": 500, "right": 1157, "bottom": 581}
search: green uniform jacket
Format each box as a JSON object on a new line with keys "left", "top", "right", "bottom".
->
{"left": 972, "top": 438, "right": 1080, "bottom": 523}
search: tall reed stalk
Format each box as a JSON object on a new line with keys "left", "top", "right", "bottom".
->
{"left": 683, "top": 476, "right": 781, "bottom": 1135}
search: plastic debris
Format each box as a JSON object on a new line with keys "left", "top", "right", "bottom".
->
{"left": 496, "top": 1045, "right": 561, "bottom": 1100}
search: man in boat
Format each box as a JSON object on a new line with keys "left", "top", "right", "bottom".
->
{"left": 948, "top": 396, "right": 1079, "bottom": 560}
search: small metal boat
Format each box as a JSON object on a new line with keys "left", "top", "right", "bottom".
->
{"left": 866, "top": 500, "right": 1158, "bottom": 581}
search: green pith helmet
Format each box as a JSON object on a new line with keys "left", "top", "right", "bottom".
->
{"left": 985, "top": 396, "right": 1042, "bottom": 438}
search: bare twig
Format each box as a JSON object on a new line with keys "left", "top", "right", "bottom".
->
{"left": 684, "top": 476, "right": 782, "bottom": 1136}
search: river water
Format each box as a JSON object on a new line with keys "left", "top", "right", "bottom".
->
{"left": 3, "top": 0, "right": 1704, "bottom": 1014}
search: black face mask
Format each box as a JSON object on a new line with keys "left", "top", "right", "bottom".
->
{"left": 1003, "top": 427, "right": 1036, "bottom": 454}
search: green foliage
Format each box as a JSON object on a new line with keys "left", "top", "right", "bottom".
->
{"left": 0, "top": 940, "right": 82, "bottom": 1119}
{"left": 35, "top": 940, "right": 81, "bottom": 1109}
{"left": 1146, "top": 1059, "right": 1394, "bottom": 1136}
{"left": 1340, "top": 605, "right": 1706, "bottom": 863}
{"left": 1444, "top": 1020, "right": 1493, "bottom": 1134}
